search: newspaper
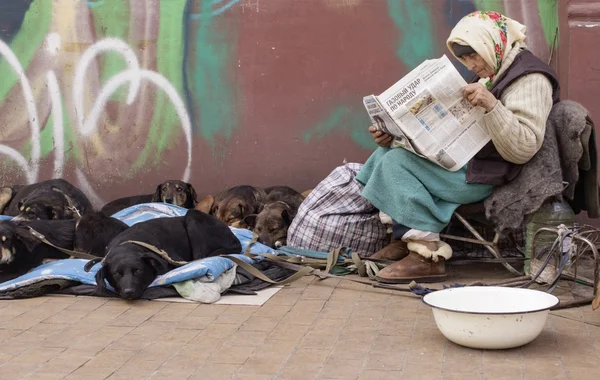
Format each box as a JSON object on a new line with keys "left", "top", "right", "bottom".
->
{"left": 363, "top": 55, "right": 490, "bottom": 172}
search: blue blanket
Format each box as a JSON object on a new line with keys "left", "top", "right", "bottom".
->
{"left": 0, "top": 203, "right": 276, "bottom": 293}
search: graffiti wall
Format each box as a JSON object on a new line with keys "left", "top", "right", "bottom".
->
{"left": 0, "top": 0, "right": 560, "bottom": 207}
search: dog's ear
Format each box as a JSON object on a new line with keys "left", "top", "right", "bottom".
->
{"left": 281, "top": 209, "right": 292, "bottom": 225}
{"left": 84, "top": 258, "right": 102, "bottom": 272}
{"left": 243, "top": 214, "right": 258, "bottom": 229}
{"left": 94, "top": 265, "right": 108, "bottom": 292}
{"left": 237, "top": 202, "right": 249, "bottom": 218}
{"left": 195, "top": 195, "right": 214, "bottom": 214}
{"left": 14, "top": 226, "right": 41, "bottom": 252}
{"left": 151, "top": 184, "right": 163, "bottom": 202}
{"left": 188, "top": 184, "right": 198, "bottom": 205}
{"left": 142, "top": 253, "right": 169, "bottom": 275}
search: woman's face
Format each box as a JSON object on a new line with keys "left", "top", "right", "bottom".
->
{"left": 462, "top": 53, "right": 495, "bottom": 78}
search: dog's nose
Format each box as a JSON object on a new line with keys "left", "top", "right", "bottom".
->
{"left": 164, "top": 198, "right": 173, "bottom": 204}
{"left": 122, "top": 288, "right": 136, "bottom": 299}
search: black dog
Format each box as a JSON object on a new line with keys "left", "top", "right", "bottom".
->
{"left": 6, "top": 179, "right": 93, "bottom": 221}
{"left": 100, "top": 180, "right": 198, "bottom": 216}
{"left": 74, "top": 212, "right": 129, "bottom": 256}
{"left": 0, "top": 213, "right": 129, "bottom": 284}
{"left": 87, "top": 210, "right": 241, "bottom": 300}
{"left": 0, "top": 219, "right": 76, "bottom": 283}
{"left": 100, "top": 194, "right": 154, "bottom": 216}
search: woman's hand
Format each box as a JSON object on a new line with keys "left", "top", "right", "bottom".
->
{"left": 463, "top": 83, "right": 498, "bottom": 112}
{"left": 369, "top": 125, "right": 393, "bottom": 148}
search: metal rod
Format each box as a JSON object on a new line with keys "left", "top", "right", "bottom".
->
{"left": 454, "top": 212, "right": 522, "bottom": 276}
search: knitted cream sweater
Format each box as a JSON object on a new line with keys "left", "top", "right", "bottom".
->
{"left": 480, "top": 42, "right": 554, "bottom": 165}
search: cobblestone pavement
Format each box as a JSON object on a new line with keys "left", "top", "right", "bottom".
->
{"left": 0, "top": 266, "right": 599, "bottom": 380}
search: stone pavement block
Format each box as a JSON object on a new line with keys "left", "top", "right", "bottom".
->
{"left": 222, "top": 329, "right": 272, "bottom": 347}
{"left": 363, "top": 351, "right": 405, "bottom": 372}
{"left": 318, "top": 300, "right": 355, "bottom": 319}
{"left": 268, "top": 322, "right": 310, "bottom": 342}
{"left": 189, "top": 304, "right": 229, "bottom": 317}
{"left": 301, "top": 284, "right": 335, "bottom": 300}
{"left": 189, "top": 363, "right": 242, "bottom": 380}
{"left": 264, "top": 291, "right": 301, "bottom": 306}
{"left": 297, "top": 331, "right": 340, "bottom": 350}
{"left": 149, "top": 303, "right": 199, "bottom": 322}
{"left": 241, "top": 316, "right": 282, "bottom": 332}
{"left": 64, "top": 326, "right": 134, "bottom": 355}
{"left": 215, "top": 305, "right": 260, "bottom": 325}
{"left": 210, "top": 345, "right": 256, "bottom": 364}
{"left": 65, "top": 365, "right": 118, "bottom": 380}
{"left": 253, "top": 304, "right": 293, "bottom": 318}
{"left": 283, "top": 348, "right": 330, "bottom": 368}
{"left": 26, "top": 352, "right": 91, "bottom": 378}
{"left": 109, "top": 332, "right": 161, "bottom": 351}
{"left": 276, "top": 365, "right": 321, "bottom": 380}
{"left": 317, "top": 357, "right": 364, "bottom": 379}
{"left": 359, "top": 369, "right": 404, "bottom": 380}
{"left": 194, "top": 322, "right": 239, "bottom": 340}
{"left": 175, "top": 315, "right": 216, "bottom": 330}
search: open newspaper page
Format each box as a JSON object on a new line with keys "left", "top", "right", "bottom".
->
{"left": 363, "top": 55, "right": 491, "bottom": 172}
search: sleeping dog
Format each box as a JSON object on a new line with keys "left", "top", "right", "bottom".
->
{"left": 73, "top": 212, "right": 129, "bottom": 256}
{"left": 0, "top": 219, "right": 76, "bottom": 283}
{"left": 100, "top": 180, "right": 198, "bottom": 216}
{"left": 244, "top": 186, "right": 305, "bottom": 248}
{"left": 87, "top": 209, "right": 241, "bottom": 300}
{"left": 196, "top": 185, "right": 267, "bottom": 229}
{"left": 0, "top": 185, "right": 25, "bottom": 214}
{"left": 0, "top": 213, "right": 129, "bottom": 283}
{"left": 5, "top": 179, "right": 93, "bottom": 221}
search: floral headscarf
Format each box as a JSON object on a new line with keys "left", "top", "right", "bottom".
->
{"left": 446, "top": 11, "right": 527, "bottom": 88}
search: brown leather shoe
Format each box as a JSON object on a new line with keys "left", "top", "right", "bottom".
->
{"left": 375, "top": 252, "right": 446, "bottom": 284}
{"left": 368, "top": 240, "right": 409, "bottom": 261}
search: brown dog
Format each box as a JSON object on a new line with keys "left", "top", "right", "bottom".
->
{"left": 244, "top": 186, "right": 305, "bottom": 248}
{"left": 152, "top": 180, "right": 198, "bottom": 209}
{"left": 196, "top": 185, "right": 267, "bottom": 229}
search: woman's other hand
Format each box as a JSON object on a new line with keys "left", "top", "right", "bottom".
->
{"left": 463, "top": 83, "right": 498, "bottom": 112}
{"left": 369, "top": 125, "right": 393, "bottom": 148}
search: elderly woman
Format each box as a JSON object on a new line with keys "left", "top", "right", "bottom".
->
{"left": 356, "top": 11, "right": 560, "bottom": 283}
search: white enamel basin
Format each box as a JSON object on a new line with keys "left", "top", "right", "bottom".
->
{"left": 422, "top": 286, "right": 559, "bottom": 350}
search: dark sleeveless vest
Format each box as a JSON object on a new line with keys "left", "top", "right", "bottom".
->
{"left": 465, "top": 49, "right": 561, "bottom": 186}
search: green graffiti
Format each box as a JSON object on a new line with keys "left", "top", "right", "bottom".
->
{"left": 190, "top": 0, "right": 239, "bottom": 146}
{"left": 386, "top": 0, "right": 435, "bottom": 69}
{"left": 89, "top": 0, "right": 130, "bottom": 101}
{"left": 133, "top": 0, "right": 188, "bottom": 172}
{"left": 471, "top": 0, "right": 505, "bottom": 13}
{"left": 20, "top": 90, "right": 81, "bottom": 164}
{"left": 537, "top": 0, "right": 559, "bottom": 47}
{"left": 303, "top": 105, "right": 377, "bottom": 150}
{"left": 0, "top": 0, "right": 51, "bottom": 101}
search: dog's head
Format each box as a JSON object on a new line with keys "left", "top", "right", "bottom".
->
{"left": 152, "top": 181, "right": 198, "bottom": 209}
{"left": 12, "top": 188, "right": 77, "bottom": 222}
{"left": 216, "top": 196, "right": 255, "bottom": 229}
{"left": 0, "top": 221, "right": 38, "bottom": 266}
{"left": 244, "top": 202, "right": 293, "bottom": 248}
{"left": 93, "top": 244, "right": 169, "bottom": 300}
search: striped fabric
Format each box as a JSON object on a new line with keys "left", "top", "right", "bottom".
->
{"left": 287, "top": 163, "right": 388, "bottom": 257}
